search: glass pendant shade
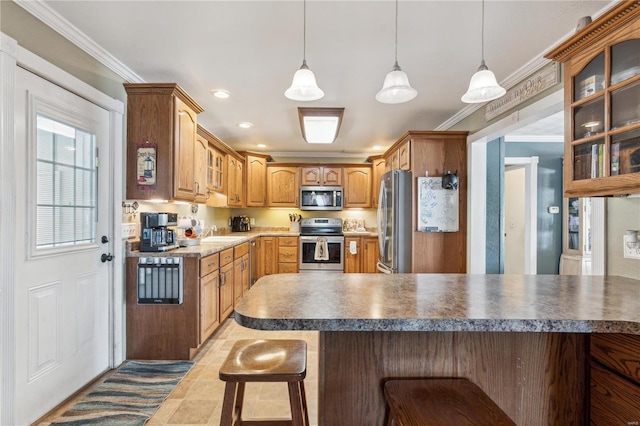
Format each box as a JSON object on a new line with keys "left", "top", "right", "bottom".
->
{"left": 285, "top": 60, "right": 324, "bottom": 101}
{"left": 461, "top": 61, "right": 506, "bottom": 103}
{"left": 376, "top": 62, "right": 417, "bottom": 104}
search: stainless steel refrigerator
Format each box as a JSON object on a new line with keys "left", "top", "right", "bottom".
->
{"left": 377, "top": 170, "right": 412, "bottom": 273}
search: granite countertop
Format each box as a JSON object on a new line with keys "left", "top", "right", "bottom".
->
{"left": 234, "top": 273, "right": 640, "bottom": 334}
{"left": 126, "top": 230, "right": 300, "bottom": 258}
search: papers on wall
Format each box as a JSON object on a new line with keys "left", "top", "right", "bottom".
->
{"left": 417, "top": 177, "right": 459, "bottom": 232}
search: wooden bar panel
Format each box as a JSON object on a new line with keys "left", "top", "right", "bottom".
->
{"left": 590, "top": 361, "right": 640, "bottom": 425}
{"left": 318, "top": 331, "right": 588, "bottom": 426}
{"left": 591, "top": 333, "right": 640, "bottom": 384}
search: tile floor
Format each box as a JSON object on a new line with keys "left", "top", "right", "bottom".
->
{"left": 39, "top": 319, "right": 319, "bottom": 426}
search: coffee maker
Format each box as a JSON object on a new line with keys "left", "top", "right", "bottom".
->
{"left": 140, "top": 212, "right": 179, "bottom": 252}
{"left": 231, "top": 216, "right": 250, "bottom": 232}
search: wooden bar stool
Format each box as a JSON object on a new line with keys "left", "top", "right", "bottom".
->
{"left": 384, "top": 378, "right": 516, "bottom": 426}
{"left": 219, "top": 339, "right": 309, "bottom": 426}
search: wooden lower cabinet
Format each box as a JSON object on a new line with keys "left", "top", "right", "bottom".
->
{"left": 199, "top": 253, "right": 220, "bottom": 344}
{"left": 344, "top": 237, "right": 361, "bottom": 273}
{"left": 344, "top": 236, "right": 379, "bottom": 273}
{"left": 260, "top": 236, "right": 278, "bottom": 276}
{"left": 219, "top": 250, "right": 234, "bottom": 322}
{"left": 590, "top": 334, "right": 640, "bottom": 423}
{"left": 233, "top": 242, "right": 249, "bottom": 304}
{"left": 278, "top": 236, "right": 299, "bottom": 273}
{"left": 362, "top": 237, "right": 379, "bottom": 273}
{"left": 126, "top": 256, "right": 200, "bottom": 360}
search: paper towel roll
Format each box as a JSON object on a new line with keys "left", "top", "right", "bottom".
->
{"left": 349, "top": 240, "right": 357, "bottom": 255}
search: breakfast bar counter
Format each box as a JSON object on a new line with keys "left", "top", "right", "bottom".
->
{"left": 234, "top": 273, "right": 640, "bottom": 425}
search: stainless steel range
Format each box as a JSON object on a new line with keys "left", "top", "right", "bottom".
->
{"left": 299, "top": 218, "right": 344, "bottom": 272}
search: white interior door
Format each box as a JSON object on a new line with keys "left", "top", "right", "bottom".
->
{"left": 13, "top": 67, "right": 111, "bottom": 425}
{"left": 504, "top": 166, "right": 526, "bottom": 273}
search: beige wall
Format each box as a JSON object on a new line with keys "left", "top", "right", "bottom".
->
{"left": 1, "top": 2, "right": 127, "bottom": 102}
{"left": 607, "top": 197, "right": 640, "bottom": 279}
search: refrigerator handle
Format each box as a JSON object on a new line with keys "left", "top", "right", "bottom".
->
{"left": 377, "top": 179, "right": 386, "bottom": 255}
{"left": 377, "top": 261, "right": 392, "bottom": 274}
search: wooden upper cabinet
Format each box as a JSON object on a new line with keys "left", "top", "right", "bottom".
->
{"left": 194, "top": 134, "right": 208, "bottom": 204}
{"left": 124, "top": 83, "right": 204, "bottom": 201}
{"left": 227, "top": 155, "right": 244, "bottom": 207}
{"left": 398, "top": 141, "right": 411, "bottom": 170}
{"left": 545, "top": 2, "right": 640, "bottom": 197}
{"left": 344, "top": 167, "right": 372, "bottom": 208}
{"left": 369, "top": 155, "right": 386, "bottom": 208}
{"left": 301, "top": 166, "right": 343, "bottom": 186}
{"left": 174, "top": 97, "right": 199, "bottom": 200}
{"left": 243, "top": 153, "right": 272, "bottom": 207}
{"left": 267, "top": 166, "right": 300, "bottom": 207}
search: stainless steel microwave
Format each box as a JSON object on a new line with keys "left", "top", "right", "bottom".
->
{"left": 300, "top": 186, "right": 343, "bottom": 211}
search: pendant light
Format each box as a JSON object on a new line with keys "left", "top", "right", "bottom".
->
{"left": 376, "top": 0, "right": 417, "bottom": 104}
{"left": 285, "top": 0, "right": 324, "bottom": 101}
{"left": 461, "top": 0, "right": 506, "bottom": 104}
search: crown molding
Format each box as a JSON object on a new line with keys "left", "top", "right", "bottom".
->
{"left": 13, "top": 0, "right": 145, "bottom": 83}
{"left": 504, "top": 135, "right": 564, "bottom": 143}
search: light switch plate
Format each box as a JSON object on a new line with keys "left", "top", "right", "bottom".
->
{"left": 122, "top": 222, "right": 137, "bottom": 239}
{"left": 623, "top": 235, "right": 640, "bottom": 259}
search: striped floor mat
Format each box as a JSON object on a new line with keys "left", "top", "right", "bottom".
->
{"left": 50, "top": 360, "right": 195, "bottom": 425}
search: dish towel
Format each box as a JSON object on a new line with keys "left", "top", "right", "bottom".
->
{"left": 314, "top": 237, "right": 329, "bottom": 261}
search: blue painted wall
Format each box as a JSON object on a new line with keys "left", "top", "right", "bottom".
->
{"left": 505, "top": 142, "right": 564, "bottom": 274}
{"left": 485, "top": 138, "right": 504, "bottom": 273}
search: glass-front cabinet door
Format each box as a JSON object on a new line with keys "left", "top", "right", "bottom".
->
{"left": 560, "top": 197, "right": 591, "bottom": 275}
{"left": 546, "top": 3, "right": 640, "bottom": 197}
{"left": 564, "top": 197, "right": 591, "bottom": 255}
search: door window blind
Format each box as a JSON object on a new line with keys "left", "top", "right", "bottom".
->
{"left": 36, "top": 115, "right": 97, "bottom": 249}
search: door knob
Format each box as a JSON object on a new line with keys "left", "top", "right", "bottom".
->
{"left": 101, "top": 236, "right": 110, "bottom": 244}
{"left": 101, "top": 253, "right": 114, "bottom": 263}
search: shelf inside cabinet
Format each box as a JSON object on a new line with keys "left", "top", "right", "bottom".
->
{"left": 611, "top": 39, "right": 640, "bottom": 85}
{"left": 611, "top": 81, "right": 640, "bottom": 130}
{"left": 573, "top": 52, "right": 604, "bottom": 102}
{"left": 573, "top": 139, "right": 605, "bottom": 181}
{"left": 611, "top": 128, "right": 640, "bottom": 176}
{"left": 573, "top": 97, "right": 605, "bottom": 140}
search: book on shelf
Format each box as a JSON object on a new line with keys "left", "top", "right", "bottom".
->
{"left": 611, "top": 142, "right": 620, "bottom": 176}
{"left": 591, "top": 144, "right": 598, "bottom": 178}
{"left": 598, "top": 144, "right": 604, "bottom": 177}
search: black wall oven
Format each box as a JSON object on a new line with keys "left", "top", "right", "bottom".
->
{"left": 299, "top": 218, "right": 344, "bottom": 272}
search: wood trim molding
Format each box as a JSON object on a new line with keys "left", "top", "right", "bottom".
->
{"left": 12, "top": 0, "right": 145, "bottom": 83}
{"left": 0, "top": 32, "right": 18, "bottom": 426}
{"left": 123, "top": 83, "right": 204, "bottom": 114}
{"left": 545, "top": 1, "right": 640, "bottom": 62}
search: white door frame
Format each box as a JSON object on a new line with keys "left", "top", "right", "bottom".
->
{"left": 467, "top": 89, "right": 563, "bottom": 274}
{"left": 467, "top": 88, "right": 606, "bottom": 275}
{"left": 505, "top": 156, "right": 539, "bottom": 274}
{"left": 0, "top": 32, "right": 124, "bottom": 425}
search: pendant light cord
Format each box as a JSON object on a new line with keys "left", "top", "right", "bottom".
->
{"left": 303, "top": 0, "right": 307, "bottom": 63}
{"left": 394, "top": 0, "right": 398, "bottom": 65}
{"left": 481, "top": 0, "right": 485, "bottom": 65}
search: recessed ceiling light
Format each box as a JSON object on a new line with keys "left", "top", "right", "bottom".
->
{"left": 372, "top": 145, "right": 383, "bottom": 151}
{"left": 211, "top": 89, "right": 230, "bottom": 99}
{"left": 238, "top": 122, "right": 254, "bottom": 129}
{"left": 257, "top": 144, "right": 267, "bottom": 148}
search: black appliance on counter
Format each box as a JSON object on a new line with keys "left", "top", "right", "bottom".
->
{"left": 231, "top": 216, "right": 250, "bottom": 232}
{"left": 140, "top": 212, "right": 179, "bottom": 252}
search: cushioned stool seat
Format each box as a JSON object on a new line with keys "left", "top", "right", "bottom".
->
{"left": 384, "top": 378, "right": 516, "bottom": 426}
{"left": 219, "top": 339, "right": 309, "bottom": 426}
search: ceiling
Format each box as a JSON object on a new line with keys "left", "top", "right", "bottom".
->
{"left": 22, "top": 0, "right": 612, "bottom": 157}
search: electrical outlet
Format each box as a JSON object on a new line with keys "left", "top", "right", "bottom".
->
{"left": 122, "top": 223, "right": 138, "bottom": 239}
{"left": 623, "top": 234, "right": 640, "bottom": 259}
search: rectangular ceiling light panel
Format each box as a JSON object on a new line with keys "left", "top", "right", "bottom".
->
{"left": 298, "top": 107, "right": 344, "bottom": 144}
